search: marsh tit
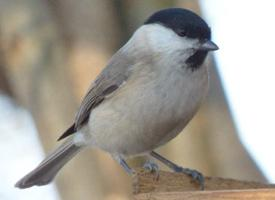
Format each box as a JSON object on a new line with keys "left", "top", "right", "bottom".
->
{"left": 15, "top": 8, "right": 218, "bottom": 189}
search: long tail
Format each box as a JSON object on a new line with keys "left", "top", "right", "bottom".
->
{"left": 15, "top": 139, "right": 82, "bottom": 189}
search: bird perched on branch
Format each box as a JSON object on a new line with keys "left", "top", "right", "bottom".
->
{"left": 15, "top": 8, "right": 218, "bottom": 189}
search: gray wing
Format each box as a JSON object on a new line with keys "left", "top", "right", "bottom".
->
{"left": 58, "top": 50, "right": 133, "bottom": 140}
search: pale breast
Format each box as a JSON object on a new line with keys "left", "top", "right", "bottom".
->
{"left": 84, "top": 61, "right": 209, "bottom": 156}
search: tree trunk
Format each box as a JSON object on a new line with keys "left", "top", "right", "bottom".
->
{"left": 0, "top": 0, "right": 104, "bottom": 199}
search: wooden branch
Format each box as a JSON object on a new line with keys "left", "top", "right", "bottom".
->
{"left": 133, "top": 168, "right": 275, "bottom": 200}
{"left": 135, "top": 189, "right": 275, "bottom": 200}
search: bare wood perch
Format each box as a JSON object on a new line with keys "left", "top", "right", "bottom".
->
{"left": 133, "top": 168, "right": 275, "bottom": 200}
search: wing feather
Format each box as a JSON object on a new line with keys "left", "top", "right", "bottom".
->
{"left": 58, "top": 50, "right": 132, "bottom": 140}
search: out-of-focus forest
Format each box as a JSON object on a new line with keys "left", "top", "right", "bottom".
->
{"left": 0, "top": 0, "right": 266, "bottom": 199}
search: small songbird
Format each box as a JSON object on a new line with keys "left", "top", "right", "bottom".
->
{"left": 15, "top": 8, "right": 218, "bottom": 189}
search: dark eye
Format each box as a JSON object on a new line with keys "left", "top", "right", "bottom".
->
{"left": 177, "top": 29, "right": 186, "bottom": 37}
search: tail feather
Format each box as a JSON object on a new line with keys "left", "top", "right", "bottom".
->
{"left": 15, "top": 140, "right": 82, "bottom": 189}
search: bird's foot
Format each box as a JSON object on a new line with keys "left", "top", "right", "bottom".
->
{"left": 173, "top": 166, "right": 204, "bottom": 190}
{"left": 143, "top": 160, "right": 160, "bottom": 180}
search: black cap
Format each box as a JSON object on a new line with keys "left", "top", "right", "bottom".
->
{"left": 144, "top": 8, "right": 211, "bottom": 40}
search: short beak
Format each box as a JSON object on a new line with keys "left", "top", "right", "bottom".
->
{"left": 199, "top": 40, "right": 219, "bottom": 51}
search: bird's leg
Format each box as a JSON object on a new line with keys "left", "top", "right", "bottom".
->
{"left": 112, "top": 155, "right": 135, "bottom": 175}
{"left": 150, "top": 151, "right": 204, "bottom": 190}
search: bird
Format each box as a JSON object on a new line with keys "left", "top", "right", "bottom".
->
{"left": 15, "top": 8, "right": 218, "bottom": 190}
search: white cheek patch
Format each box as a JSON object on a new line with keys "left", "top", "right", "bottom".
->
{"left": 136, "top": 24, "right": 199, "bottom": 55}
{"left": 181, "top": 37, "right": 200, "bottom": 50}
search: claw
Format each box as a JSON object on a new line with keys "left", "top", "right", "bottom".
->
{"left": 143, "top": 160, "right": 160, "bottom": 180}
{"left": 149, "top": 151, "right": 205, "bottom": 189}
{"left": 174, "top": 166, "right": 205, "bottom": 190}
{"left": 143, "top": 161, "right": 159, "bottom": 172}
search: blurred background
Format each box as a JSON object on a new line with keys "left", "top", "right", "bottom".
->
{"left": 0, "top": 0, "right": 274, "bottom": 199}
